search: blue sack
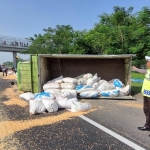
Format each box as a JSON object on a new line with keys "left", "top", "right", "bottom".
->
{"left": 101, "top": 90, "right": 119, "bottom": 97}
{"left": 79, "top": 91, "right": 99, "bottom": 98}
{"left": 76, "top": 85, "right": 84, "bottom": 91}
{"left": 34, "top": 92, "right": 52, "bottom": 100}
{"left": 76, "top": 85, "right": 92, "bottom": 91}
{"left": 113, "top": 79, "right": 124, "bottom": 88}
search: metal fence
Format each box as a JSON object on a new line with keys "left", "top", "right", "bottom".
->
{"left": 0, "top": 35, "right": 32, "bottom": 48}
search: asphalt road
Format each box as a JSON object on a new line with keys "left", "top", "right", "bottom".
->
{"left": 0, "top": 74, "right": 149, "bottom": 150}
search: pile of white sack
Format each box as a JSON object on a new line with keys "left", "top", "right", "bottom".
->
{"left": 7, "top": 70, "right": 14, "bottom": 75}
{"left": 42, "top": 73, "right": 129, "bottom": 98}
{"left": 75, "top": 73, "right": 129, "bottom": 98}
{"left": 19, "top": 73, "right": 130, "bottom": 115}
{"left": 19, "top": 90, "right": 92, "bottom": 115}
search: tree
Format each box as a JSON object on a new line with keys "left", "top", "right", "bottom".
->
{"left": 23, "top": 25, "right": 86, "bottom": 54}
{"left": 129, "top": 7, "right": 150, "bottom": 66}
{"left": 82, "top": 6, "right": 150, "bottom": 67}
{"left": 83, "top": 6, "right": 135, "bottom": 55}
{"left": 23, "top": 6, "right": 150, "bottom": 67}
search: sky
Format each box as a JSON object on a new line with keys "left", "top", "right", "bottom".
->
{"left": 0, "top": 0, "right": 150, "bottom": 64}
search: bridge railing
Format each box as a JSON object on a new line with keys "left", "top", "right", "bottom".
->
{"left": 0, "top": 35, "right": 32, "bottom": 48}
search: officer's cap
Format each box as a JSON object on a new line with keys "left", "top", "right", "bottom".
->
{"left": 145, "top": 56, "right": 150, "bottom": 61}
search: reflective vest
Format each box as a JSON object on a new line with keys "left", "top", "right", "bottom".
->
{"left": 142, "top": 69, "right": 150, "bottom": 97}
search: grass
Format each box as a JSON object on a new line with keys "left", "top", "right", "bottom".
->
{"left": 131, "top": 72, "right": 145, "bottom": 95}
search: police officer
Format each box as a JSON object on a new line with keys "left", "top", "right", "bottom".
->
{"left": 132, "top": 56, "right": 150, "bottom": 137}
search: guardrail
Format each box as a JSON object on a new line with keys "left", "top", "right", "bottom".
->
{"left": 0, "top": 35, "right": 32, "bottom": 48}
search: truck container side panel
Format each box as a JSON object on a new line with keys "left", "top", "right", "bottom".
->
{"left": 48, "top": 58, "right": 63, "bottom": 79}
{"left": 125, "top": 57, "right": 132, "bottom": 92}
{"left": 17, "top": 62, "right": 21, "bottom": 90}
{"left": 31, "top": 55, "right": 39, "bottom": 93}
{"left": 46, "top": 58, "right": 125, "bottom": 83}
{"left": 39, "top": 57, "right": 51, "bottom": 91}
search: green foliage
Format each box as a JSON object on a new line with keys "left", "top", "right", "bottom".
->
{"left": 23, "top": 6, "right": 150, "bottom": 65}
{"left": 3, "top": 61, "right": 13, "bottom": 67}
{"left": 131, "top": 72, "right": 145, "bottom": 79}
{"left": 23, "top": 25, "right": 87, "bottom": 54}
{"left": 131, "top": 72, "right": 145, "bottom": 95}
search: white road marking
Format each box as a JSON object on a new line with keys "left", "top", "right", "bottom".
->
{"left": 79, "top": 115, "right": 146, "bottom": 150}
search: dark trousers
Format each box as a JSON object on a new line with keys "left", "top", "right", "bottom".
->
{"left": 143, "top": 96, "right": 150, "bottom": 128}
{"left": 2, "top": 71, "right": 7, "bottom": 76}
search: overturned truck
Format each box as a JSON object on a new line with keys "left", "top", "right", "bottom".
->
{"left": 17, "top": 54, "right": 135, "bottom": 99}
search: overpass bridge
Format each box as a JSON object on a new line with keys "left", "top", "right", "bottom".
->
{"left": 0, "top": 35, "right": 32, "bottom": 68}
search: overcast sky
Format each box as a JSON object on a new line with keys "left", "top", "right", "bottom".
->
{"left": 0, "top": 0, "right": 150, "bottom": 64}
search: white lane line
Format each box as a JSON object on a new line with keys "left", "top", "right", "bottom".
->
{"left": 79, "top": 115, "right": 146, "bottom": 150}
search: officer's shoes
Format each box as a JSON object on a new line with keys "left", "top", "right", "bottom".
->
{"left": 138, "top": 126, "right": 150, "bottom": 131}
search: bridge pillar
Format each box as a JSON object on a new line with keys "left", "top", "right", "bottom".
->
{"left": 13, "top": 51, "right": 17, "bottom": 68}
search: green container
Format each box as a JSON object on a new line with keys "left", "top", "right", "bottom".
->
{"left": 17, "top": 61, "right": 32, "bottom": 92}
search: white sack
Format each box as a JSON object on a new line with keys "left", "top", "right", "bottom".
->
{"left": 71, "top": 102, "right": 92, "bottom": 112}
{"left": 86, "top": 78, "right": 95, "bottom": 86}
{"left": 75, "top": 74, "right": 85, "bottom": 79}
{"left": 108, "top": 79, "right": 115, "bottom": 84}
{"left": 77, "top": 78, "right": 87, "bottom": 85}
{"left": 86, "top": 73, "right": 98, "bottom": 86}
{"left": 7, "top": 70, "right": 13, "bottom": 75}
{"left": 61, "top": 89, "right": 77, "bottom": 99}
{"left": 43, "top": 82, "right": 60, "bottom": 90}
{"left": 92, "top": 82, "right": 100, "bottom": 89}
{"left": 44, "top": 89, "right": 61, "bottom": 92}
{"left": 47, "top": 75, "right": 63, "bottom": 83}
{"left": 83, "top": 73, "right": 93, "bottom": 80}
{"left": 79, "top": 90, "right": 99, "bottom": 98}
{"left": 97, "top": 80, "right": 115, "bottom": 93}
{"left": 99, "top": 80, "right": 105, "bottom": 84}
{"left": 61, "top": 89, "right": 77, "bottom": 93}
{"left": 61, "top": 83, "right": 76, "bottom": 89}
{"left": 55, "top": 96, "right": 68, "bottom": 108}
{"left": 44, "top": 89, "right": 62, "bottom": 96}
{"left": 54, "top": 79, "right": 63, "bottom": 84}
{"left": 117, "top": 85, "right": 130, "bottom": 96}
{"left": 29, "top": 100, "right": 46, "bottom": 115}
{"left": 97, "top": 77, "right": 101, "bottom": 82}
{"left": 65, "top": 98, "right": 78, "bottom": 109}
{"left": 63, "top": 77, "right": 78, "bottom": 84}
{"left": 19, "top": 92, "right": 34, "bottom": 101}
{"left": 42, "top": 98, "right": 58, "bottom": 112}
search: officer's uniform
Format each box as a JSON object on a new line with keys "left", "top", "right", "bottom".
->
{"left": 141, "top": 56, "right": 150, "bottom": 128}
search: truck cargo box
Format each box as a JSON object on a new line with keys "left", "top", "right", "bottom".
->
{"left": 30, "top": 54, "right": 135, "bottom": 99}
